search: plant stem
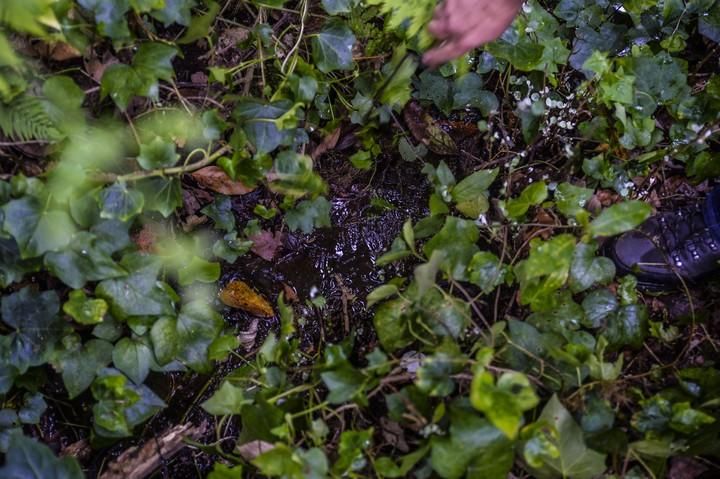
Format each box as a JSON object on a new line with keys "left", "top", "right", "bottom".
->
{"left": 94, "top": 144, "right": 232, "bottom": 184}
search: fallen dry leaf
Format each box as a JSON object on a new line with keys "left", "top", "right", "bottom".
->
{"left": 310, "top": 127, "right": 341, "bottom": 160}
{"left": 236, "top": 440, "right": 274, "bottom": 462}
{"left": 219, "top": 280, "right": 274, "bottom": 317}
{"left": 133, "top": 223, "right": 158, "bottom": 253}
{"left": 250, "top": 230, "right": 283, "bottom": 261}
{"left": 192, "top": 166, "right": 256, "bottom": 195}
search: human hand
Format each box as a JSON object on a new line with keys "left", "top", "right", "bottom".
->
{"left": 423, "top": 0, "right": 524, "bottom": 67}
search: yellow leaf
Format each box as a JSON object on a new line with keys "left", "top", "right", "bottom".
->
{"left": 219, "top": 280, "right": 274, "bottom": 317}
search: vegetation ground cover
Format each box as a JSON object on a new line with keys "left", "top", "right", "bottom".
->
{"left": 1, "top": 0, "right": 720, "bottom": 478}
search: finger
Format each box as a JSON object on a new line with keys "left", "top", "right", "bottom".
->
{"left": 428, "top": 18, "right": 451, "bottom": 39}
{"left": 422, "top": 39, "right": 469, "bottom": 68}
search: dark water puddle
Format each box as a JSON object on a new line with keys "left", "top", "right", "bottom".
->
{"left": 221, "top": 153, "right": 430, "bottom": 349}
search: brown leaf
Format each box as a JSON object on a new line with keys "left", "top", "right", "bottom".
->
{"left": 50, "top": 42, "right": 82, "bottom": 61}
{"left": 310, "top": 127, "right": 341, "bottom": 160}
{"left": 192, "top": 166, "right": 256, "bottom": 195}
{"left": 219, "top": 280, "right": 274, "bottom": 317}
{"left": 85, "top": 52, "right": 119, "bottom": 84}
{"left": 250, "top": 230, "right": 283, "bottom": 261}
{"left": 282, "top": 283, "right": 299, "bottom": 303}
{"left": 133, "top": 224, "right": 158, "bottom": 253}
{"left": 236, "top": 440, "right": 274, "bottom": 462}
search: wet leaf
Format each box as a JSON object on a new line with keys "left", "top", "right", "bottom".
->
{"left": 112, "top": 337, "right": 153, "bottom": 384}
{"left": 2, "top": 197, "right": 76, "bottom": 259}
{"left": 250, "top": 230, "right": 283, "bottom": 261}
{"left": 503, "top": 182, "right": 548, "bottom": 220}
{"left": 588, "top": 201, "right": 652, "bottom": 237}
{"left": 527, "top": 395, "right": 607, "bottom": 479}
{"left": 98, "top": 183, "right": 145, "bottom": 222}
{"left": 63, "top": 290, "right": 108, "bottom": 325}
{"left": 468, "top": 251, "right": 508, "bottom": 294}
{"left": 312, "top": 20, "right": 356, "bottom": 73}
{"left": 192, "top": 166, "right": 256, "bottom": 195}
{"left": 581, "top": 289, "right": 618, "bottom": 328}
{"left": 285, "top": 197, "right": 331, "bottom": 234}
{"left": 0, "top": 433, "right": 83, "bottom": 479}
{"left": 555, "top": 182, "right": 593, "bottom": 218}
{"left": 150, "top": 316, "right": 179, "bottom": 365}
{"left": 423, "top": 216, "right": 480, "bottom": 281}
{"left": 56, "top": 339, "right": 113, "bottom": 398}
{"left": 177, "top": 256, "right": 220, "bottom": 286}
{"left": 603, "top": 304, "right": 648, "bottom": 350}
{"left": 202, "top": 381, "right": 251, "bottom": 415}
{"left": 322, "top": 0, "right": 354, "bottom": 15}
{"left": 470, "top": 369, "right": 539, "bottom": 439}
{"left": 202, "top": 195, "right": 236, "bottom": 232}
{"left": 569, "top": 242, "right": 615, "bottom": 293}
{"left": 219, "top": 280, "right": 274, "bottom": 317}
{"left": 1, "top": 288, "right": 63, "bottom": 373}
{"left": 137, "top": 137, "right": 179, "bottom": 170}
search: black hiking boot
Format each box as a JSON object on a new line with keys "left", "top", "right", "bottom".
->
{"left": 606, "top": 203, "right": 720, "bottom": 290}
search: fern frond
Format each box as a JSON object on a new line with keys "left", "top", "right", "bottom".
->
{"left": 0, "top": 94, "right": 60, "bottom": 141}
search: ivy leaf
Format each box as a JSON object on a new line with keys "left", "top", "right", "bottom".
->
{"left": 100, "top": 65, "right": 141, "bottom": 110}
{"left": 452, "top": 73, "right": 498, "bottom": 115}
{"left": 581, "top": 289, "right": 618, "bottom": 328}
{"left": 588, "top": 201, "right": 652, "bottom": 237}
{"left": 151, "top": 0, "right": 196, "bottom": 26}
{"left": 179, "top": 1, "right": 220, "bottom": 44}
{"left": 430, "top": 404, "right": 513, "bottom": 479}
{"left": 451, "top": 168, "right": 498, "bottom": 218}
{"left": 322, "top": 0, "right": 354, "bottom": 15}
{"left": 137, "top": 137, "right": 180, "bottom": 170}
{"left": 1, "top": 288, "right": 63, "bottom": 373}
{"left": 98, "top": 183, "right": 145, "bottom": 222}
{"left": 56, "top": 339, "right": 113, "bottom": 398}
{"left": 555, "top": 182, "right": 593, "bottom": 218}
{"left": 201, "top": 381, "right": 251, "bottom": 415}
{"left": 569, "top": 242, "right": 616, "bottom": 293}
{"left": 0, "top": 433, "right": 83, "bottom": 479}
{"left": 373, "top": 298, "right": 412, "bottom": 352}
{"left": 139, "top": 177, "right": 183, "bottom": 218}
{"left": 527, "top": 395, "right": 607, "bottom": 479}
{"left": 77, "top": 0, "right": 131, "bottom": 40}
{"left": 285, "top": 197, "right": 331, "bottom": 234}
{"left": 603, "top": 304, "right": 648, "bottom": 350}
{"left": 502, "top": 182, "right": 548, "bottom": 220}
{"left": 63, "top": 290, "right": 108, "bottom": 325}
{"left": 2, "top": 197, "right": 76, "bottom": 259}
{"left": 176, "top": 300, "right": 223, "bottom": 372}
{"left": 17, "top": 392, "right": 47, "bottom": 425}
{"left": 486, "top": 37, "right": 545, "bottom": 71}
{"left": 470, "top": 369, "right": 539, "bottom": 439}
{"left": 423, "top": 216, "right": 480, "bottom": 281}
{"left": 202, "top": 195, "right": 236, "bottom": 232}
{"left": 177, "top": 256, "right": 221, "bottom": 286}
{"left": 234, "top": 99, "right": 294, "bottom": 154}
{"left": 150, "top": 316, "right": 179, "bottom": 365}
{"left": 468, "top": 251, "right": 508, "bottom": 294}
{"left": 113, "top": 338, "right": 153, "bottom": 384}
{"left": 96, "top": 253, "right": 175, "bottom": 319}
{"left": 312, "top": 20, "right": 356, "bottom": 73}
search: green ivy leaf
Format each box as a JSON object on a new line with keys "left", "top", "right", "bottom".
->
{"left": 95, "top": 253, "right": 175, "bottom": 319}
{"left": 423, "top": 216, "right": 480, "bottom": 281}
{"left": 151, "top": 0, "right": 196, "bottom": 26}
{"left": 175, "top": 300, "right": 223, "bottom": 372}
{"left": 234, "top": 99, "right": 294, "bottom": 154}
{"left": 581, "top": 289, "right": 618, "bottom": 328}
{"left": 201, "top": 381, "right": 251, "bottom": 415}
{"left": 98, "top": 183, "right": 145, "bottom": 222}
{"left": 527, "top": 395, "right": 607, "bottom": 479}
{"left": 555, "top": 182, "right": 593, "bottom": 218}
{"left": 112, "top": 337, "right": 153, "bottom": 384}
{"left": 137, "top": 137, "right": 180, "bottom": 170}
{"left": 0, "top": 433, "right": 83, "bottom": 479}
{"left": 1, "top": 288, "right": 63, "bottom": 373}
{"left": 588, "top": 201, "right": 652, "bottom": 238}
{"left": 2, "top": 197, "right": 76, "bottom": 259}
{"left": 63, "top": 290, "right": 108, "bottom": 325}
{"left": 17, "top": 392, "right": 47, "bottom": 425}
{"left": 603, "top": 304, "right": 648, "bottom": 350}
{"left": 312, "top": 20, "right": 356, "bottom": 73}
{"left": 430, "top": 404, "right": 513, "bottom": 479}
{"left": 470, "top": 369, "right": 539, "bottom": 439}
{"left": 56, "top": 339, "right": 113, "bottom": 399}
{"left": 178, "top": 1, "right": 220, "bottom": 44}
{"left": 322, "top": 0, "right": 354, "bottom": 15}
{"left": 502, "top": 182, "right": 548, "bottom": 220}
{"left": 373, "top": 298, "right": 412, "bottom": 352}
{"left": 149, "top": 316, "right": 178, "bottom": 365}
{"left": 78, "top": 0, "right": 131, "bottom": 40}
{"left": 569, "top": 242, "right": 616, "bottom": 293}
{"left": 139, "top": 177, "right": 183, "bottom": 218}
{"left": 468, "top": 251, "right": 508, "bottom": 294}
{"left": 285, "top": 197, "right": 331, "bottom": 234}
